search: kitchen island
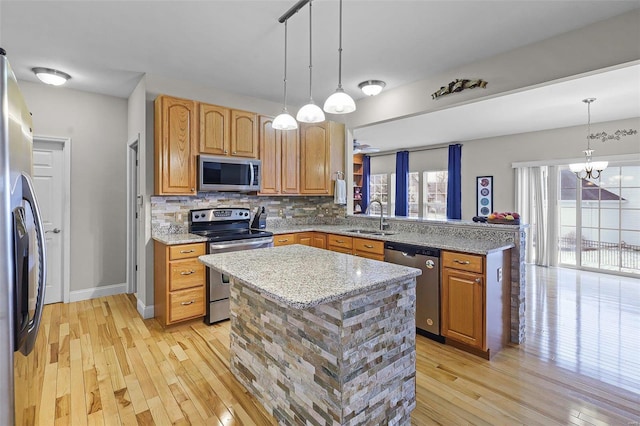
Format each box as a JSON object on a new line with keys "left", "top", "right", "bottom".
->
{"left": 199, "top": 245, "right": 421, "bottom": 425}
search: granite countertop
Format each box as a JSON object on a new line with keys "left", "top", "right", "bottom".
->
{"left": 153, "top": 224, "right": 514, "bottom": 254}
{"left": 271, "top": 225, "right": 514, "bottom": 255}
{"left": 199, "top": 245, "right": 421, "bottom": 309}
{"left": 152, "top": 233, "right": 208, "bottom": 245}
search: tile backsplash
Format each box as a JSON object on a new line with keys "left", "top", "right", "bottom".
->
{"left": 151, "top": 194, "right": 346, "bottom": 234}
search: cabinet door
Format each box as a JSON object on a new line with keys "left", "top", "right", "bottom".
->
{"left": 295, "top": 232, "right": 313, "bottom": 246}
{"left": 231, "top": 110, "right": 258, "bottom": 158}
{"left": 300, "top": 122, "right": 331, "bottom": 194}
{"left": 311, "top": 233, "right": 326, "bottom": 249}
{"left": 441, "top": 268, "right": 484, "bottom": 349}
{"left": 258, "top": 115, "right": 280, "bottom": 194}
{"left": 200, "top": 103, "right": 230, "bottom": 155}
{"left": 281, "top": 129, "right": 300, "bottom": 194}
{"left": 154, "top": 95, "right": 197, "bottom": 195}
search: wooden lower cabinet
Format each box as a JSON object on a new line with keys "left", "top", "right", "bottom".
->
{"left": 353, "top": 238, "right": 385, "bottom": 261}
{"left": 295, "top": 232, "right": 326, "bottom": 249}
{"left": 441, "top": 250, "right": 510, "bottom": 359}
{"left": 274, "top": 233, "right": 296, "bottom": 246}
{"left": 154, "top": 241, "right": 206, "bottom": 326}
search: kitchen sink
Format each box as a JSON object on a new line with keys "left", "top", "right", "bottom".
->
{"left": 344, "top": 229, "right": 396, "bottom": 236}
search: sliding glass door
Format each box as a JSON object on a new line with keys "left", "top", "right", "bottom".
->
{"left": 558, "top": 164, "right": 640, "bottom": 275}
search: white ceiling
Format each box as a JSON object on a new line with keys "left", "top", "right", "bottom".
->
{"left": 1, "top": 1, "right": 639, "bottom": 150}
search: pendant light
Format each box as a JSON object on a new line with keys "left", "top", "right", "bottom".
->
{"left": 569, "top": 98, "right": 608, "bottom": 179}
{"left": 296, "top": 0, "right": 325, "bottom": 123}
{"left": 323, "top": 0, "right": 356, "bottom": 114}
{"left": 273, "top": 20, "right": 298, "bottom": 130}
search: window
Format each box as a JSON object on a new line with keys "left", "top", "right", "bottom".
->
{"left": 558, "top": 164, "right": 639, "bottom": 275}
{"left": 369, "top": 173, "right": 390, "bottom": 215}
{"left": 408, "top": 172, "right": 420, "bottom": 217}
{"left": 424, "top": 171, "right": 448, "bottom": 220}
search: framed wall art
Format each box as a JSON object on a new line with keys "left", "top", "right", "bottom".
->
{"left": 476, "top": 176, "right": 493, "bottom": 217}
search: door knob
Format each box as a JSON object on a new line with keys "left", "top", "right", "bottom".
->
{"left": 46, "top": 228, "right": 61, "bottom": 234}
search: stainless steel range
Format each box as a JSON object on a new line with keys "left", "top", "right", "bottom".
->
{"left": 189, "top": 207, "right": 273, "bottom": 324}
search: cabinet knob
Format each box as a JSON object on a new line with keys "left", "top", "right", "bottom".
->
{"left": 475, "top": 278, "right": 481, "bottom": 283}
{"left": 224, "top": 150, "right": 228, "bottom": 154}
{"left": 180, "top": 249, "right": 195, "bottom": 254}
{"left": 453, "top": 259, "right": 471, "bottom": 265}
{"left": 180, "top": 270, "right": 195, "bottom": 275}
{"left": 364, "top": 244, "right": 374, "bottom": 249}
{"left": 181, "top": 300, "right": 195, "bottom": 306}
{"left": 278, "top": 239, "right": 289, "bottom": 243}
{"left": 336, "top": 240, "right": 345, "bottom": 244}
{"left": 232, "top": 151, "right": 237, "bottom": 154}
{"left": 191, "top": 188, "right": 195, "bottom": 192}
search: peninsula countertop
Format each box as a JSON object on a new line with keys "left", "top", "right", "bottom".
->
{"left": 154, "top": 224, "right": 514, "bottom": 254}
{"left": 198, "top": 244, "right": 421, "bottom": 309}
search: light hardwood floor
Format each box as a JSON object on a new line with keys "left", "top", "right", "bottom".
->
{"left": 17, "top": 266, "right": 640, "bottom": 425}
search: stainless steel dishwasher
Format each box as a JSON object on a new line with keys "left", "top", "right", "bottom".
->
{"left": 384, "top": 242, "right": 443, "bottom": 342}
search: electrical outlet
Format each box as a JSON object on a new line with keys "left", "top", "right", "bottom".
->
{"left": 175, "top": 212, "right": 184, "bottom": 223}
{"left": 497, "top": 267, "right": 503, "bottom": 282}
{"left": 325, "top": 208, "right": 329, "bottom": 214}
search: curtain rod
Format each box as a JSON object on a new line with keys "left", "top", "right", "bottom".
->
{"left": 278, "top": 0, "right": 310, "bottom": 23}
{"left": 366, "top": 142, "right": 461, "bottom": 157}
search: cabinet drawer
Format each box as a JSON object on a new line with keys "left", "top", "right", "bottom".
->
{"left": 355, "top": 251, "right": 385, "bottom": 261}
{"left": 329, "top": 245, "right": 353, "bottom": 254}
{"left": 169, "top": 243, "right": 206, "bottom": 260}
{"left": 327, "top": 234, "right": 353, "bottom": 249}
{"left": 169, "top": 259, "right": 205, "bottom": 291}
{"left": 443, "top": 251, "right": 484, "bottom": 274}
{"left": 169, "top": 287, "right": 205, "bottom": 323}
{"left": 353, "top": 238, "right": 384, "bottom": 255}
{"left": 274, "top": 234, "right": 296, "bottom": 246}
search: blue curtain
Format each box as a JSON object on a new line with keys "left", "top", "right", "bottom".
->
{"left": 447, "top": 144, "right": 462, "bottom": 219}
{"left": 395, "top": 151, "right": 409, "bottom": 216}
{"left": 361, "top": 155, "right": 370, "bottom": 213}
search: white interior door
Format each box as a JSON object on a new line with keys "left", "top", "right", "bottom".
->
{"left": 33, "top": 141, "right": 65, "bottom": 304}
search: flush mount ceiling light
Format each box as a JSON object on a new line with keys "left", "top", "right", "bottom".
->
{"left": 569, "top": 98, "right": 608, "bottom": 179}
{"left": 358, "top": 80, "right": 386, "bottom": 96}
{"left": 323, "top": 0, "right": 356, "bottom": 114}
{"left": 32, "top": 67, "right": 71, "bottom": 86}
{"left": 296, "top": 0, "right": 325, "bottom": 123}
{"left": 272, "top": 20, "right": 298, "bottom": 130}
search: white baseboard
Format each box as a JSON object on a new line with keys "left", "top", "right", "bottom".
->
{"left": 69, "top": 282, "right": 127, "bottom": 302}
{"left": 137, "top": 298, "right": 155, "bottom": 319}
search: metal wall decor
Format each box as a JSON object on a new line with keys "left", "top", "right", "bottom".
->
{"left": 432, "top": 78, "right": 487, "bottom": 100}
{"left": 590, "top": 129, "right": 637, "bottom": 142}
{"left": 476, "top": 176, "right": 493, "bottom": 217}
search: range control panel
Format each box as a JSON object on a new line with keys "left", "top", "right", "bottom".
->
{"left": 190, "top": 208, "right": 251, "bottom": 223}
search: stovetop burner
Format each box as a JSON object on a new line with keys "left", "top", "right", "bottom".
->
{"left": 188, "top": 207, "right": 273, "bottom": 242}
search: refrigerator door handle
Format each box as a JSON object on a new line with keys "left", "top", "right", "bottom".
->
{"left": 17, "top": 173, "right": 47, "bottom": 355}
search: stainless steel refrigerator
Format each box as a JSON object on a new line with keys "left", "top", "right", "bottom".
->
{"left": 0, "top": 48, "right": 47, "bottom": 425}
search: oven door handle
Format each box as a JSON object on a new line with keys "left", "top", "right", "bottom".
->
{"left": 209, "top": 238, "right": 273, "bottom": 251}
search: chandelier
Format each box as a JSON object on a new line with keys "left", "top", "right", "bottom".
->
{"left": 569, "top": 98, "right": 607, "bottom": 179}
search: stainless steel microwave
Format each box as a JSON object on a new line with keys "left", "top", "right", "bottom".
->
{"left": 198, "top": 155, "right": 261, "bottom": 192}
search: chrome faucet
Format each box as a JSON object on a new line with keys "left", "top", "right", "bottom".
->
{"left": 365, "top": 199, "right": 388, "bottom": 230}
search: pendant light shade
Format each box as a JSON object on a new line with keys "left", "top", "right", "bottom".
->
{"left": 324, "top": 88, "right": 356, "bottom": 114}
{"left": 297, "top": 0, "right": 325, "bottom": 123}
{"left": 297, "top": 102, "right": 325, "bottom": 123}
{"left": 323, "top": 0, "right": 356, "bottom": 115}
{"left": 273, "top": 110, "right": 299, "bottom": 130}
{"left": 273, "top": 20, "right": 298, "bottom": 130}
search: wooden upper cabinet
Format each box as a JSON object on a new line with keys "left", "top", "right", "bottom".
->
{"left": 281, "top": 128, "right": 299, "bottom": 194}
{"left": 300, "top": 121, "right": 345, "bottom": 195}
{"left": 199, "top": 103, "right": 230, "bottom": 155}
{"left": 154, "top": 95, "right": 197, "bottom": 195}
{"left": 258, "top": 115, "right": 299, "bottom": 196}
{"left": 230, "top": 110, "right": 258, "bottom": 158}
{"left": 258, "top": 116, "right": 280, "bottom": 194}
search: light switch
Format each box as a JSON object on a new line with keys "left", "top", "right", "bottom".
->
{"left": 497, "top": 267, "right": 503, "bottom": 282}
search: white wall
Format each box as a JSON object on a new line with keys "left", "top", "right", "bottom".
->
{"left": 461, "top": 117, "right": 640, "bottom": 219}
{"left": 20, "top": 80, "right": 128, "bottom": 292}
